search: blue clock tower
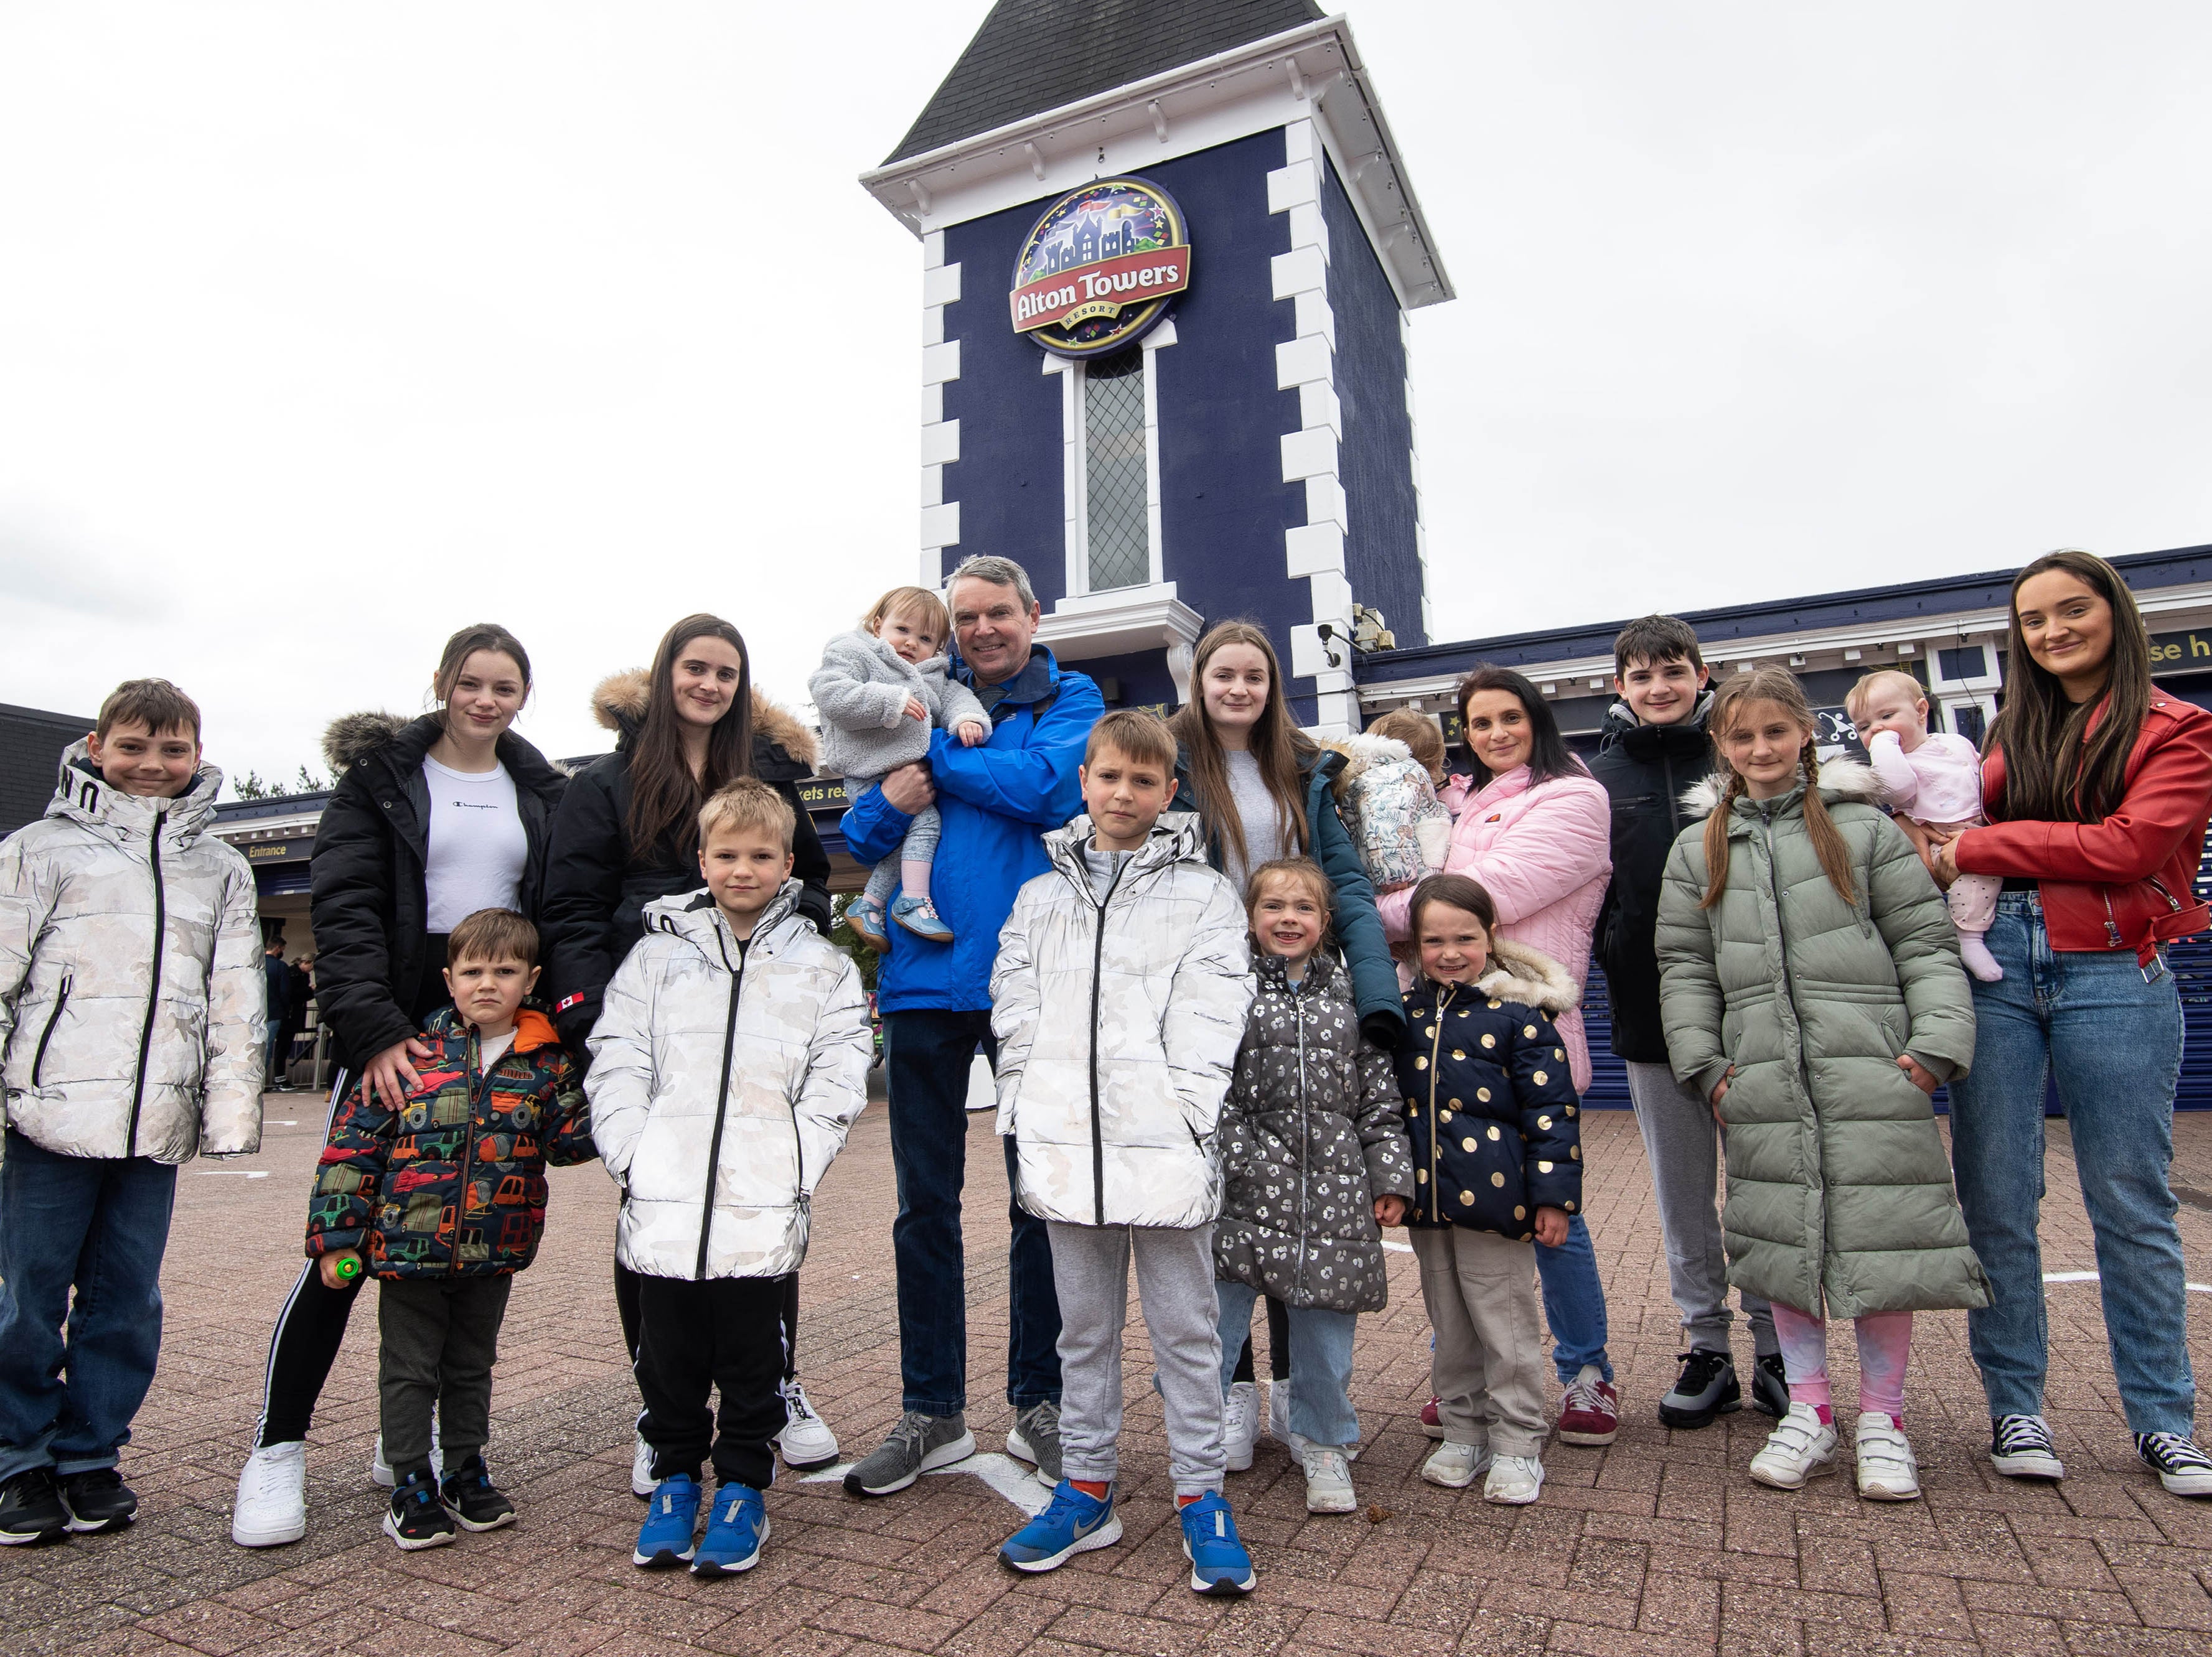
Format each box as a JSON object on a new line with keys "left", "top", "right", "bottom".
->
{"left": 861, "top": 1, "right": 1453, "bottom": 730}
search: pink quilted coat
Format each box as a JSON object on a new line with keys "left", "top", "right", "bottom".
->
{"left": 1377, "top": 763, "right": 1612, "bottom": 1093}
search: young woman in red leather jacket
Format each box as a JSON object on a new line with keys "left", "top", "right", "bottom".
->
{"left": 1930, "top": 548, "right": 2212, "bottom": 1498}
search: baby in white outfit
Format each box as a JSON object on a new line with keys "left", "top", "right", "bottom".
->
{"left": 1847, "top": 670, "right": 2002, "bottom": 982}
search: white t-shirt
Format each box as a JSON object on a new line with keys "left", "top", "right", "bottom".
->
{"left": 477, "top": 1029, "right": 516, "bottom": 1069}
{"left": 423, "top": 755, "right": 528, "bottom": 932}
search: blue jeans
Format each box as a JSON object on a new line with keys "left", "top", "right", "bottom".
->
{"left": 1949, "top": 893, "right": 2196, "bottom": 1434}
{"left": 884, "top": 1010, "right": 1061, "bottom": 1416}
{"left": 0, "top": 1129, "right": 179, "bottom": 1482}
{"left": 1213, "top": 1281, "right": 1360, "bottom": 1447}
{"left": 1537, "top": 1215, "right": 1612, "bottom": 1384}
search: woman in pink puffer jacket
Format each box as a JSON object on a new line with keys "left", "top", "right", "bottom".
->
{"left": 1378, "top": 666, "right": 1621, "bottom": 1447}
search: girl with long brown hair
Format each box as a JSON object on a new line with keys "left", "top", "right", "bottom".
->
{"left": 1165, "top": 620, "right": 1402, "bottom": 1465}
{"left": 1657, "top": 665, "right": 1983, "bottom": 1503}
{"left": 1931, "top": 550, "right": 2212, "bottom": 1497}
{"left": 538, "top": 612, "right": 838, "bottom": 1495}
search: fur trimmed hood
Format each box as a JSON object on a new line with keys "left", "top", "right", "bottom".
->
{"left": 322, "top": 710, "right": 414, "bottom": 774}
{"left": 1472, "top": 936, "right": 1581, "bottom": 1016}
{"left": 589, "top": 668, "right": 818, "bottom": 772}
{"left": 1679, "top": 757, "right": 1882, "bottom": 820}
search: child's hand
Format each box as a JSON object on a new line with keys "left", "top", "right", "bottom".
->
{"left": 1533, "top": 1206, "right": 1568, "bottom": 1247}
{"left": 902, "top": 696, "right": 929, "bottom": 722}
{"left": 1374, "top": 1194, "right": 1407, "bottom": 1227}
{"left": 317, "top": 1249, "right": 363, "bottom": 1290}
{"left": 1898, "top": 1054, "right": 1940, "bottom": 1096}
{"left": 1708, "top": 1067, "right": 1735, "bottom": 1121}
{"left": 956, "top": 720, "right": 988, "bottom": 747}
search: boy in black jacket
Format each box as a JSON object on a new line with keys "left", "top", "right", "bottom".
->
{"left": 1589, "top": 616, "right": 1783, "bottom": 1429}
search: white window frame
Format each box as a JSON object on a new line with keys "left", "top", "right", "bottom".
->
{"left": 1043, "top": 320, "right": 1176, "bottom": 599}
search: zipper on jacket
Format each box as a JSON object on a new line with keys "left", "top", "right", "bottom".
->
{"left": 449, "top": 1025, "right": 486, "bottom": 1272}
{"left": 123, "top": 811, "right": 169, "bottom": 1159}
{"left": 1293, "top": 974, "right": 1310, "bottom": 1297}
{"left": 30, "top": 974, "right": 72, "bottom": 1087}
{"left": 1755, "top": 805, "right": 1824, "bottom": 1223}
{"left": 1426, "top": 985, "right": 1451, "bottom": 1223}
{"left": 696, "top": 933, "right": 747, "bottom": 1281}
{"left": 1082, "top": 857, "right": 1131, "bottom": 1226}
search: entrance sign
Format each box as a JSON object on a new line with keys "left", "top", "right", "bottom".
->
{"left": 1010, "top": 177, "right": 1190, "bottom": 358}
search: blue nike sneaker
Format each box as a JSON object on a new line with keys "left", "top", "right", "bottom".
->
{"left": 691, "top": 1482, "right": 768, "bottom": 1577}
{"left": 1179, "top": 1490, "right": 1255, "bottom": 1596}
{"left": 632, "top": 1474, "right": 700, "bottom": 1569}
{"left": 998, "top": 1480, "right": 1123, "bottom": 1574}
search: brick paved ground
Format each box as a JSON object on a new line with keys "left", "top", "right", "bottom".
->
{"left": 8, "top": 1094, "right": 2212, "bottom": 1657}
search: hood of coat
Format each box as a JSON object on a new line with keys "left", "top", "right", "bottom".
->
{"left": 321, "top": 710, "right": 570, "bottom": 795}
{"left": 1679, "top": 757, "right": 1883, "bottom": 824}
{"left": 589, "top": 668, "right": 820, "bottom": 773}
{"left": 638, "top": 879, "right": 808, "bottom": 962}
{"left": 1471, "top": 936, "right": 1580, "bottom": 1014}
{"left": 1042, "top": 810, "right": 1209, "bottom": 884}
{"left": 1316, "top": 733, "right": 1415, "bottom": 800}
{"left": 1598, "top": 689, "right": 1715, "bottom": 758}
{"left": 50, "top": 740, "right": 223, "bottom": 846}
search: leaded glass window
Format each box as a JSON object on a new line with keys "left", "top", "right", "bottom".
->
{"left": 1083, "top": 350, "right": 1150, "bottom": 592}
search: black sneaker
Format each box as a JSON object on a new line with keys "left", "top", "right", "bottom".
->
{"left": 58, "top": 1467, "right": 138, "bottom": 1533}
{"left": 0, "top": 1469, "right": 70, "bottom": 1546}
{"left": 2136, "top": 1432, "right": 2212, "bottom": 1497}
{"left": 1990, "top": 1414, "right": 2064, "bottom": 1481}
{"left": 439, "top": 1454, "right": 517, "bottom": 1532}
{"left": 1657, "top": 1349, "right": 1741, "bottom": 1429}
{"left": 383, "top": 1467, "right": 457, "bottom": 1551}
{"left": 1748, "top": 1352, "right": 1789, "bottom": 1419}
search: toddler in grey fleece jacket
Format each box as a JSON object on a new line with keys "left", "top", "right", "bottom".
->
{"left": 807, "top": 587, "right": 988, "bottom": 943}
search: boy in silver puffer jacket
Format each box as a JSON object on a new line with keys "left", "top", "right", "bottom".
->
{"left": 0, "top": 680, "right": 264, "bottom": 1545}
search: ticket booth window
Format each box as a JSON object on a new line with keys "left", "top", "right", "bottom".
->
{"left": 1080, "top": 350, "right": 1150, "bottom": 593}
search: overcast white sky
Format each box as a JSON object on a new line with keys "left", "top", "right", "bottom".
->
{"left": 4, "top": 2, "right": 2208, "bottom": 785}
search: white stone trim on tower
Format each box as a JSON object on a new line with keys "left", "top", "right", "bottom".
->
{"left": 919, "top": 230, "right": 962, "bottom": 586}
{"left": 1269, "top": 118, "right": 1358, "bottom": 734}
{"left": 1405, "top": 310, "right": 1433, "bottom": 643}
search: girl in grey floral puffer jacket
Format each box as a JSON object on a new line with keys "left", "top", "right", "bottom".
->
{"left": 1212, "top": 857, "right": 1414, "bottom": 1508}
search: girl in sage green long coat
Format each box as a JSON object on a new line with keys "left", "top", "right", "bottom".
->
{"left": 1656, "top": 666, "right": 1987, "bottom": 1504}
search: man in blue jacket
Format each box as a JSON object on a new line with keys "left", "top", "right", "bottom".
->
{"left": 840, "top": 556, "right": 1103, "bottom": 1500}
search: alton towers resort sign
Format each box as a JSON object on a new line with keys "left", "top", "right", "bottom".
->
{"left": 1008, "top": 176, "right": 1191, "bottom": 359}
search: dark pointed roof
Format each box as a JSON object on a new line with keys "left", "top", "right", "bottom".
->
{"left": 886, "top": 0, "right": 1326, "bottom": 164}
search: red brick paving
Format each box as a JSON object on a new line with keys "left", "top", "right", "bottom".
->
{"left": 6, "top": 1099, "right": 2212, "bottom": 1656}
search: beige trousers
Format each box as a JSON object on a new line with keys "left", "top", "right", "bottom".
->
{"left": 1410, "top": 1226, "right": 1549, "bottom": 1458}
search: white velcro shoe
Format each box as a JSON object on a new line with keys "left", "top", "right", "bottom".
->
{"left": 1300, "top": 1445, "right": 1357, "bottom": 1513}
{"left": 1421, "top": 1440, "right": 1493, "bottom": 1489}
{"left": 1855, "top": 1415, "right": 1920, "bottom": 1501}
{"left": 1482, "top": 1454, "right": 1545, "bottom": 1506}
{"left": 631, "top": 1428, "right": 655, "bottom": 1499}
{"left": 1222, "top": 1382, "right": 1258, "bottom": 1473}
{"left": 1749, "top": 1403, "right": 1839, "bottom": 1490}
{"left": 232, "top": 1441, "right": 307, "bottom": 1547}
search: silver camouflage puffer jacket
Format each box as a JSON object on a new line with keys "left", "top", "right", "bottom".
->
{"left": 586, "top": 882, "right": 871, "bottom": 1281}
{"left": 1, "top": 744, "right": 265, "bottom": 1163}
{"left": 991, "top": 812, "right": 1255, "bottom": 1228}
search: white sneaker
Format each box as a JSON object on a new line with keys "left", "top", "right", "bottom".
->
{"left": 630, "top": 1428, "right": 655, "bottom": 1499}
{"left": 370, "top": 1427, "right": 441, "bottom": 1489}
{"left": 1266, "top": 1376, "right": 1293, "bottom": 1447}
{"left": 776, "top": 1379, "right": 839, "bottom": 1471}
{"left": 1300, "top": 1445, "right": 1357, "bottom": 1513}
{"left": 1749, "top": 1403, "right": 1839, "bottom": 1490}
{"left": 1855, "top": 1415, "right": 1921, "bottom": 1501}
{"left": 232, "top": 1440, "right": 307, "bottom": 1547}
{"left": 1483, "top": 1454, "right": 1545, "bottom": 1506}
{"left": 1422, "top": 1440, "right": 1493, "bottom": 1489}
{"left": 1222, "top": 1382, "right": 1259, "bottom": 1473}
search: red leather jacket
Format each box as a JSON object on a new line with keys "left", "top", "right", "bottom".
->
{"left": 1956, "top": 688, "right": 2212, "bottom": 963}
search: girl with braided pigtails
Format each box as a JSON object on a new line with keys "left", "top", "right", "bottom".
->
{"left": 1654, "top": 666, "right": 1986, "bottom": 1503}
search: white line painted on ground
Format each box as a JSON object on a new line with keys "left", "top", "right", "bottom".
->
{"left": 2045, "top": 1269, "right": 2212, "bottom": 1294}
{"left": 195, "top": 1169, "right": 269, "bottom": 1178}
{"left": 1382, "top": 1239, "right": 1413, "bottom": 1253}
{"left": 799, "top": 1450, "right": 1051, "bottom": 1516}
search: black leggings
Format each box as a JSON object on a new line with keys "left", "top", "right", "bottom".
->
{"left": 1230, "top": 1295, "right": 1294, "bottom": 1384}
{"left": 615, "top": 1260, "right": 800, "bottom": 1386}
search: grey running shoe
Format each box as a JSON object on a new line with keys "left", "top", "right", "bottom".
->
{"left": 1658, "top": 1348, "right": 1742, "bottom": 1430}
{"left": 1006, "top": 1401, "right": 1063, "bottom": 1487}
{"left": 1749, "top": 1351, "right": 1790, "bottom": 1419}
{"left": 843, "top": 1411, "right": 974, "bottom": 1498}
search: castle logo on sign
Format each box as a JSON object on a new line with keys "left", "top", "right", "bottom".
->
{"left": 1009, "top": 177, "right": 1190, "bottom": 359}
